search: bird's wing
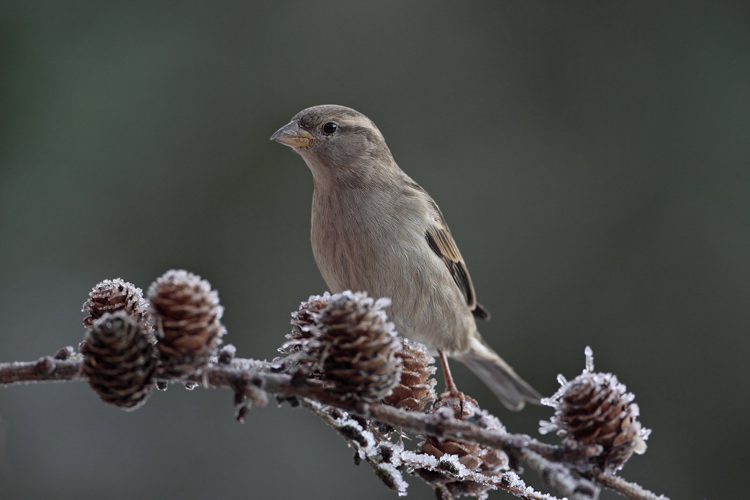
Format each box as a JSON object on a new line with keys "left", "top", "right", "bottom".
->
{"left": 424, "top": 202, "right": 490, "bottom": 320}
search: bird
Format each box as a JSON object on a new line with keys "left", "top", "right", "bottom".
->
{"left": 270, "top": 104, "right": 540, "bottom": 410}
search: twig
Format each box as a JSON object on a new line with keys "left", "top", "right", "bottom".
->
{"left": 0, "top": 353, "right": 83, "bottom": 384}
{"left": 513, "top": 448, "right": 598, "bottom": 500}
{"left": 592, "top": 472, "right": 669, "bottom": 500}
{"left": 301, "top": 399, "right": 562, "bottom": 500}
{"left": 300, "top": 399, "right": 410, "bottom": 496}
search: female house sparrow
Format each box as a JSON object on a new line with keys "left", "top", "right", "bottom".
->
{"left": 271, "top": 105, "right": 540, "bottom": 410}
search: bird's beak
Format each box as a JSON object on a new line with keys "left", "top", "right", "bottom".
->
{"left": 270, "top": 120, "right": 316, "bottom": 148}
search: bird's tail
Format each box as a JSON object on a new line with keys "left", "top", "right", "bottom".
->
{"left": 456, "top": 336, "right": 541, "bottom": 411}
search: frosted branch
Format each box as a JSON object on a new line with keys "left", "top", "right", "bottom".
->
{"left": 592, "top": 472, "right": 670, "bottom": 500}
{"left": 0, "top": 348, "right": 667, "bottom": 500}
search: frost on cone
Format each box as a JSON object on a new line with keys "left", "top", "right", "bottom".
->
{"left": 418, "top": 392, "right": 509, "bottom": 497}
{"left": 539, "top": 347, "right": 651, "bottom": 472}
{"left": 82, "top": 278, "right": 151, "bottom": 334}
{"left": 300, "top": 291, "right": 402, "bottom": 402}
{"left": 148, "top": 270, "right": 226, "bottom": 378}
{"left": 282, "top": 292, "right": 332, "bottom": 354}
{"left": 382, "top": 338, "right": 437, "bottom": 412}
{"left": 81, "top": 311, "right": 157, "bottom": 410}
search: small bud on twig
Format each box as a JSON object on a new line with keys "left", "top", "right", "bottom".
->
{"left": 148, "top": 269, "right": 226, "bottom": 378}
{"left": 81, "top": 312, "right": 157, "bottom": 410}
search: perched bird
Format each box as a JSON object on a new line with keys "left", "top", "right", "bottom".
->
{"left": 271, "top": 105, "right": 540, "bottom": 410}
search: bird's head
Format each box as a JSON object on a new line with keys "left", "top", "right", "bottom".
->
{"left": 271, "top": 105, "right": 395, "bottom": 186}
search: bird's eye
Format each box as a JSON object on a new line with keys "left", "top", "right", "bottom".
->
{"left": 322, "top": 122, "right": 338, "bottom": 135}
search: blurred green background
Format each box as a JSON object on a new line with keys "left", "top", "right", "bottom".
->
{"left": 1, "top": 2, "right": 748, "bottom": 499}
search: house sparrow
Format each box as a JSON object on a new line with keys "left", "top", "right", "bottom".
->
{"left": 271, "top": 105, "right": 540, "bottom": 410}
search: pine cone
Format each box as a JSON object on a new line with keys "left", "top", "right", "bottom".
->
{"left": 539, "top": 347, "right": 650, "bottom": 471}
{"left": 300, "top": 291, "right": 402, "bottom": 401}
{"left": 82, "top": 278, "right": 151, "bottom": 333}
{"left": 382, "top": 338, "right": 437, "bottom": 412}
{"left": 282, "top": 292, "right": 332, "bottom": 354}
{"left": 148, "top": 269, "right": 226, "bottom": 378}
{"left": 81, "top": 312, "right": 157, "bottom": 410}
{"left": 421, "top": 392, "right": 508, "bottom": 471}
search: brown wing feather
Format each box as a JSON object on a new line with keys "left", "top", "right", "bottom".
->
{"left": 424, "top": 210, "right": 490, "bottom": 320}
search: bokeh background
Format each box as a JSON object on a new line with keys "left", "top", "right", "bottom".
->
{"left": 1, "top": 2, "right": 748, "bottom": 499}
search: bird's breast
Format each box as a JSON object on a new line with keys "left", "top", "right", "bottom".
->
{"left": 311, "top": 187, "right": 409, "bottom": 293}
{"left": 310, "top": 186, "right": 476, "bottom": 354}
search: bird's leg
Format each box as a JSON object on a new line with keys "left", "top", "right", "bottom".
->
{"left": 438, "top": 350, "right": 466, "bottom": 416}
{"left": 438, "top": 350, "right": 458, "bottom": 393}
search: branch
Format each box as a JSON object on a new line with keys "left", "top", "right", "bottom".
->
{"left": 0, "top": 350, "right": 667, "bottom": 500}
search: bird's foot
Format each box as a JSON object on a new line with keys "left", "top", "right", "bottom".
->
{"left": 436, "top": 388, "right": 475, "bottom": 420}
